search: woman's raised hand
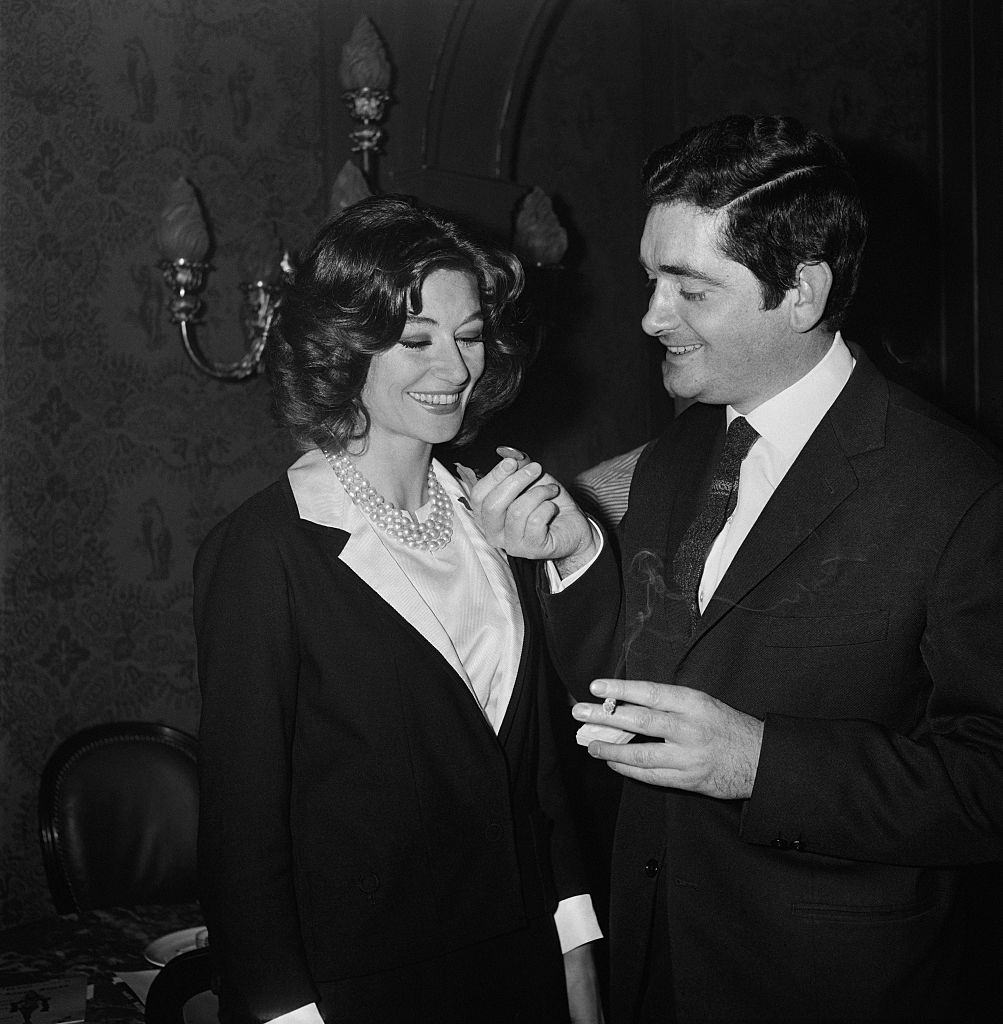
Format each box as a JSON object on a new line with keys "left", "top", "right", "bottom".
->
{"left": 468, "top": 447, "right": 598, "bottom": 575}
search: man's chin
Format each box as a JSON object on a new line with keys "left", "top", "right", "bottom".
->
{"left": 661, "top": 365, "right": 694, "bottom": 398}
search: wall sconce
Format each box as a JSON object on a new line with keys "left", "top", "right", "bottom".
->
{"left": 512, "top": 186, "right": 569, "bottom": 352}
{"left": 157, "top": 15, "right": 392, "bottom": 380}
{"left": 156, "top": 177, "right": 285, "bottom": 381}
{"left": 340, "top": 15, "right": 393, "bottom": 189}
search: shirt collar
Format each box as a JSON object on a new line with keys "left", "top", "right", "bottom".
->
{"left": 287, "top": 447, "right": 464, "bottom": 528}
{"left": 728, "top": 333, "right": 855, "bottom": 464}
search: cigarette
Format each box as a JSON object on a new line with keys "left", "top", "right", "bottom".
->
{"left": 496, "top": 445, "right": 528, "bottom": 466}
{"left": 602, "top": 697, "right": 617, "bottom": 715}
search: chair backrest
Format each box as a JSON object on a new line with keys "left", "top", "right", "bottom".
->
{"left": 38, "top": 721, "right": 199, "bottom": 914}
{"left": 145, "top": 947, "right": 216, "bottom": 1024}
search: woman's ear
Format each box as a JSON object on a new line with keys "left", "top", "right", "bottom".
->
{"left": 789, "top": 261, "right": 833, "bottom": 333}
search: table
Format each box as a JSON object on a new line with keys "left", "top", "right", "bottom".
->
{"left": 0, "top": 903, "right": 203, "bottom": 1024}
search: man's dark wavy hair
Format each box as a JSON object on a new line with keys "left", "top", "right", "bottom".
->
{"left": 266, "top": 194, "right": 527, "bottom": 451}
{"left": 642, "top": 114, "right": 868, "bottom": 330}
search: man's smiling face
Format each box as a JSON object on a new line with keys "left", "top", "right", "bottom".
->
{"left": 640, "top": 201, "right": 808, "bottom": 414}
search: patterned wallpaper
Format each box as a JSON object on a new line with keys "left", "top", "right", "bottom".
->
{"left": 0, "top": 0, "right": 323, "bottom": 927}
{"left": 0, "top": 0, "right": 944, "bottom": 929}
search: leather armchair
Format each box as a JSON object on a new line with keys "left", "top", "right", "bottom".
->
{"left": 38, "top": 721, "right": 199, "bottom": 914}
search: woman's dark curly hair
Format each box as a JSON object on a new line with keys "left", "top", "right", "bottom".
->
{"left": 265, "top": 194, "right": 527, "bottom": 451}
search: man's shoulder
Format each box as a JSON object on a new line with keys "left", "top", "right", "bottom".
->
{"left": 641, "top": 402, "right": 722, "bottom": 467}
{"left": 881, "top": 380, "right": 1002, "bottom": 484}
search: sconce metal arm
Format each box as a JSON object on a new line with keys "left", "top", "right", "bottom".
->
{"left": 159, "top": 258, "right": 280, "bottom": 381}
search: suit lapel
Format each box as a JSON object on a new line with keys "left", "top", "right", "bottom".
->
{"left": 693, "top": 346, "right": 887, "bottom": 642}
{"left": 285, "top": 450, "right": 533, "bottom": 742}
{"left": 620, "top": 404, "right": 725, "bottom": 675}
{"left": 696, "top": 417, "right": 858, "bottom": 637}
{"left": 285, "top": 450, "right": 478, "bottom": 701}
{"left": 338, "top": 526, "right": 475, "bottom": 688}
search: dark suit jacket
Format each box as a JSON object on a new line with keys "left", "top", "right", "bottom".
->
{"left": 543, "top": 346, "right": 1003, "bottom": 1023}
{"left": 194, "top": 472, "right": 586, "bottom": 1022}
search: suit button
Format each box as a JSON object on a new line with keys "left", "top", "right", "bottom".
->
{"left": 485, "top": 822, "right": 503, "bottom": 842}
{"left": 791, "top": 839, "right": 803, "bottom": 851}
{"left": 772, "top": 837, "right": 790, "bottom": 850}
{"left": 644, "top": 858, "right": 660, "bottom": 877}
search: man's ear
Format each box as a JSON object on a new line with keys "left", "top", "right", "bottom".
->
{"left": 788, "top": 261, "right": 833, "bottom": 333}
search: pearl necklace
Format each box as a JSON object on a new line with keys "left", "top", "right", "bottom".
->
{"left": 322, "top": 448, "right": 453, "bottom": 551}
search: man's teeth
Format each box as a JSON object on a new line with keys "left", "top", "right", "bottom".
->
{"left": 666, "top": 344, "right": 700, "bottom": 354}
{"left": 409, "top": 392, "right": 460, "bottom": 406}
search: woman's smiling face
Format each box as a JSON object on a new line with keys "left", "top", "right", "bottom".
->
{"left": 361, "top": 268, "right": 485, "bottom": 454}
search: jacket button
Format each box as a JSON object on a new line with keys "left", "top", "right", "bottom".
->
{"left": 791, "top": 839, "right": 803, "bottom": 851}
{"left": 772, "top": 837, "right": 790, "bottom": 850}
{"left": 644, "top": 858, "right": 660, "bottom": 877}
{"left": 485, "top": 822, "right": 503, "bottom": 842}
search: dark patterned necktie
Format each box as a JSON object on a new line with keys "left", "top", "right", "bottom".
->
{"left": 672, "top": 415, "right": 760, "bottom": 628}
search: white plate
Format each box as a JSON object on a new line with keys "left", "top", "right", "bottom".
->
{"left": 144, "top": 925, "right": 208, "bottom": 966}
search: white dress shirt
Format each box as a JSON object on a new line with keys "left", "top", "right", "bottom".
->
{"left": 697, "top": 334, "right": 855, "bottom": 610}
{"left": 562, "top": 334, "right": 854, "bottom": 748}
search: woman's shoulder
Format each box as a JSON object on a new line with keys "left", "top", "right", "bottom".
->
{"left": 196, "top": 475, "right": 299, "bottom": 567}
{"left": 218, "top": 475, "right": 296, "bottom": 531}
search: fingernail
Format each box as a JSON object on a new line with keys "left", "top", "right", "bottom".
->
{"left": 590, "top": 680, "right": 607, "bottom": 696}
{"left": 499, "top": 458, "right": 517, "bottom": 473}
{"left": 496, "top": 445, "right": 526, "bottom": 461}
{"left": 571, "top": 703, "right": 588, "bottom": 720}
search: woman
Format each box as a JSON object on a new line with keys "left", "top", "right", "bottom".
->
{"left": 194, "top": 195, "right": 603, "bottom": 1024}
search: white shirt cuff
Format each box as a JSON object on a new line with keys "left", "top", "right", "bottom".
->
{"left": 544, "top": 519, "right": 604, "bottom": 593}
{"left": 554, "top": 893, "right": 603, "bottom": 953}
{"left": 261, "top": 900, "right": 603, "bottom": 1018}
{"left": 265, "top": 1004, "right": 325, "bottom": 1024}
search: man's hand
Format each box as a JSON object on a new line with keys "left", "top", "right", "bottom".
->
{"left": 572, "top": 679, "right": 764, "bottom": 799}
{"left": 563, "top": 942, "right": 605, "bottom": 1024}
{"left": 468, "top": 452, "right": 596, "bottom": 571}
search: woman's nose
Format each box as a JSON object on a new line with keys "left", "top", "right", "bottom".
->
{"left": 433, "top": 340, "right": 471, "bottom": 383}
{"left": 641, "top": 285, "right": 679, "bottom": 337}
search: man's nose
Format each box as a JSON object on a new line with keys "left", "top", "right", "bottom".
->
{"left": 641, "top": 286, "right": 679, "bottom": 336}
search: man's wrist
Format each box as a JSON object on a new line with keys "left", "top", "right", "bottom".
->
{"left": 555, "top": 535, "right": 599, "bottom": 580}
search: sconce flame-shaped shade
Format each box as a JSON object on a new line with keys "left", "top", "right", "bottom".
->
{"left": 157, "top": 177, "right": 210, "bottom": 262}
{"left": 328, "top": 159, "right": 373, "bottom": 217}
{"left": 339, "top": 15, "right": 391, "bottom": 91}
{"left": 239, "top": 222, "right": 285, "bottom": 285}
{"left": 513, "top": 186, "right": 568, "bottom": 267}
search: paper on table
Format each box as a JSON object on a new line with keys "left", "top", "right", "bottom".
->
{"left": 0, "top": 974, "right": 87, "bottom": 1024}
{"left": 114, "top": 970, "right": 159, "bottom": 1007}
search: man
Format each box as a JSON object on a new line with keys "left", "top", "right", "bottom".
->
{"left": 471, "top": 114, "right": 1003, "bottom": 1022}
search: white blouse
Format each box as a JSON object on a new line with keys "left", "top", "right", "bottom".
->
{"left": 287, "top": 449, "right": 523, "bottom": 732}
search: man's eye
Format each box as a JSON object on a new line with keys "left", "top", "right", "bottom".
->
{"left": 680, "top": 289, "right": 706, "bottom": 301}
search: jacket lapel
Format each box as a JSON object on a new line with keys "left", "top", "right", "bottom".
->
{"left": 622, "top": 404, "right": 726, "bottom": 672}
{"left": 285, "top": 450, "right": 477, "bottom": 697}
{"left": 694, "top": 346, "right": 887, "bottom": 642}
